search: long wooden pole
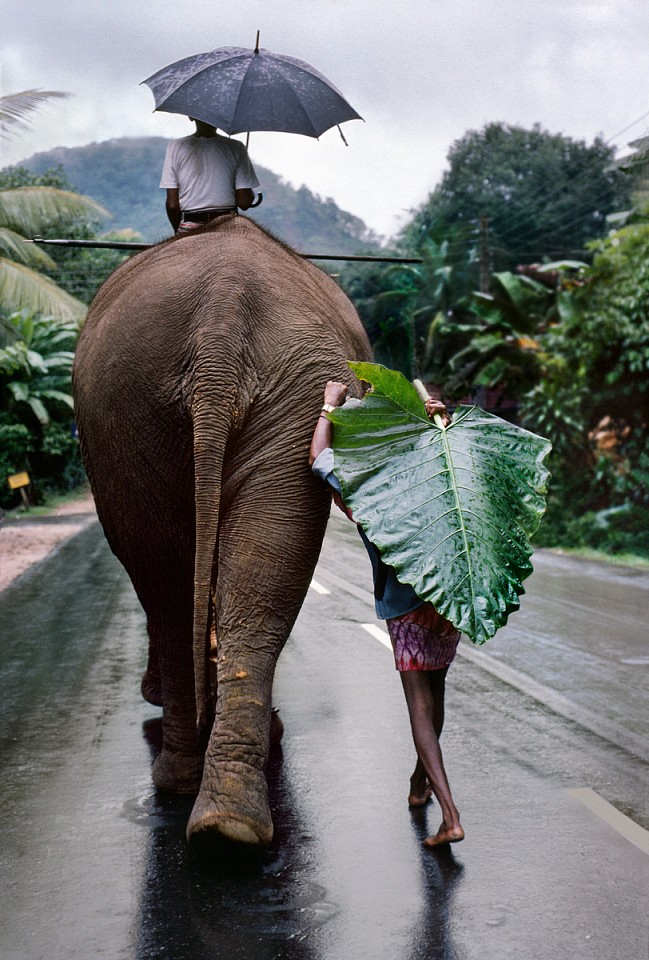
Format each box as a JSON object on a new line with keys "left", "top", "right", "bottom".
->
{"left": 28, "top": 237, "right": 423, "bottom": 263}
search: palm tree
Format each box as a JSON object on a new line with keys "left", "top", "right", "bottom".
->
{"left": 0, "top": 90, "right": 108, "bottom": 321}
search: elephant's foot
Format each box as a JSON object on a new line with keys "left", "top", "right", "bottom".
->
{"left": 152, "top": 748, "right": 203, "bottom": 795}
{"left": 187, "top": 761, "right": 273, "bottom": 847}
{"left": 141, "top": 669, "right": 163, "bottom": 707}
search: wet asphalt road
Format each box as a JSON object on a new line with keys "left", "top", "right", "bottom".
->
{"left": 0, "top": 514, "right": 648, "bottom": 960}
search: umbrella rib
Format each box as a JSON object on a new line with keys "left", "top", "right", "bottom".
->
{"left": 232, "top": 61, "right": 319, "bottom": 137}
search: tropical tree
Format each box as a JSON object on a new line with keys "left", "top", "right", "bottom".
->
{"left": 401, "top": 122, "right": 629, "bottom": 302}
{"left": 340, "top": 258, "right": 416, "bottom": 376}
{"left": 0, "top": 90, "right": 107, "bottom": 320}
{"left": 380, "top": 238, "right": 456, "bottom": 382}
{"left": 0, "top": 165, "right": 134, "bottom": 304}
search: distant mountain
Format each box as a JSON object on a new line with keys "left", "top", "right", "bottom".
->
{"left": 15, "top": 136, "right": 381, "bottom": 253}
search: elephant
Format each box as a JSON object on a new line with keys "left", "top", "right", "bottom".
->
{"left": 72, "top": 214, "right": 371, "bottom": 848}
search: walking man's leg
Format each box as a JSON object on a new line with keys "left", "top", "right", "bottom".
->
{"left": 407, "top": 667, "right": 447, "bottom": 805}
{"left": 400, "top": 668, "right": 464, "bottom": 846}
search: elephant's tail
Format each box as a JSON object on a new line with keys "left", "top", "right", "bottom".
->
{"left": 192, "top": 404, "right": 230, "bottom": 734}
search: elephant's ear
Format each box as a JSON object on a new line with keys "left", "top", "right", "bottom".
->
{"left": 328, "top": 361, "right": 552, "bottom": 644}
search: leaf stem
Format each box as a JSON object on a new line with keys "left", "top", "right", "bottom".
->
{"left": 413, "top": 378, "right": 446, "bottom": 430}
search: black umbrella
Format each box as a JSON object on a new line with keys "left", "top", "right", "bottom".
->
{"left": 142, "top": 36, "right": 363, "bottom": 142}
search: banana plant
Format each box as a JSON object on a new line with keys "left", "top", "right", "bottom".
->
{"left": 329, "top": 362, "right": 551, "bottom": 643}
{"left": 440, "top": 264, "right": 585, "bottom": 399}
{"left": 0, "top": 310, "right": 77, "bottom": 424}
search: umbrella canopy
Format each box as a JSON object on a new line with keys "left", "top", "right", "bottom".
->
{"left": 142, "top": 45, "right": 363, "bottom": 139}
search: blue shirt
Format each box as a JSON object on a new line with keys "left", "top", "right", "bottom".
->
{"left": 312, "top": 447, "right": 423, "bottom": 620}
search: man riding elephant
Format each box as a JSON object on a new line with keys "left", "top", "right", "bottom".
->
{"left": 72, "top": 214, "right": 371, "bottom": 848}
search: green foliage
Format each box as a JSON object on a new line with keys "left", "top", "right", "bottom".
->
{"left": 570, "top": 224, "right": 649, "bottom": 420}
{"left": 0, "top": 309, "right": 76, "bottom": 424}
{"left": 0, "top": 419, "right": 33, "bottom": 498}
{"left": 339, "top": 259, "right": 415, "bottom": 376}
{"left": 330, "top": 362, "right": 551, "bottom": 643}
{"left": 340, "top": 238, "right": 458, "bottom": 381}
{"left": 402, "top": 122, "right": 628, "bottom": 301}
{"left": 533, "top": 497, "right": 649, "bottom": 560}
{"left": 436, "top": 263, "right": 587, "bottom": 401}
{"left": 37, "top": 420, "right": 85, "bottom": 490}
{"left": 511, "top": 227, "right": 649, "bottom": 558}
{"left": 519, "top": 378, "right": 588, "bottom": 462}
{"left": 0, "top": 309, "right": 81, "bottom": 507}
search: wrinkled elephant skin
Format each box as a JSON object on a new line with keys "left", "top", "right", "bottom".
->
{"left": 72, "top": 216, "right": 371, "bottom": 849}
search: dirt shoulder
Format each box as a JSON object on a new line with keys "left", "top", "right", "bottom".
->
{"left": 0, "top": 490, "right": 97, "bottom": 592}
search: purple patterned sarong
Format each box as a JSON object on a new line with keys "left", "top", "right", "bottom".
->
{"left": 386, "top": 603, "right": 460, "bottom": 671}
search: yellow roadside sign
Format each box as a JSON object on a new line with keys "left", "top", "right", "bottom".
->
{"left": 8, "top": 472, "right": 30, "bottom": 490}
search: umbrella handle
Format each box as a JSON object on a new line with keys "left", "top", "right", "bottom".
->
{"left": 250, "top": 192, "right": 263, "bottom": 208}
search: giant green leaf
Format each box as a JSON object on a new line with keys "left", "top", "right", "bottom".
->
{"left": 329, "top": 362, "right": 551, "bottom": 644}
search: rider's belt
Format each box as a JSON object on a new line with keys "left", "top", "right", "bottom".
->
{"left": 181, "top": 207, "right": 237, "bottom": 222}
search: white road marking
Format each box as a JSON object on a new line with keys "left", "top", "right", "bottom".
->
{"left": 309, "top": 579, "right": 331, "bottom": 595}
{"left": 314, "top": 564, "right": 649, "bottom": 762}
{"left": 459, "top": 642, "right": 649, "bottom": 763}
{"left": 568, "top": 788, "right": 649, "bottom": 855}
{"left": 361, "top": 623, "right": 392, "bottom": 650}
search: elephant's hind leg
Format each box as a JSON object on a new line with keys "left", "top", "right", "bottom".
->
{"left": 147, "top": 596, "right": 205, "bottom": 796}
{"left": 119, "top": 533, "right": 205, "bottom": 796}
{"left": 186, "top": 472, "right": 328, "bottom": 848}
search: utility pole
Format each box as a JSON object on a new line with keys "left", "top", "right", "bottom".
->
{"left": 479, "top": 215, "right": 491, "bottom": 293}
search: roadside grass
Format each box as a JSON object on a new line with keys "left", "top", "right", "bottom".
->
{"left": 3, "top": 484, "right": 92, "bottom": 520}
{"left": 543, "top": 545, "right": 649, "bottom": 571}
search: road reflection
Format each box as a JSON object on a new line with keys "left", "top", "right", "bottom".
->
{"left": 132, "top": 718, "right": 330, "bottom": 960}
{"left": 407, "top": 806, "right": 464, "bottom": 960}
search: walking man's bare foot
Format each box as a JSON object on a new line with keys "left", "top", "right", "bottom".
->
{"left": 408, "top": 775, "right": 433, "bottom": 807}
{"left": 423, "top": 820, "right": 465, "bottom": 848}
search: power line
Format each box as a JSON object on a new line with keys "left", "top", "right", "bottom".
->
{"left": 605, "top": 109, "right": 649, "bottom": 146}
{"left": 489, "top": 160, "right": 621, "bottom": 246}
{"left": 425, "top": 115, "right": 647, "bottom": 253}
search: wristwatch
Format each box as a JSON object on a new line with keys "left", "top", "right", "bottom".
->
{"left": 321, "top": 403, "right": 336, "bottom": 413}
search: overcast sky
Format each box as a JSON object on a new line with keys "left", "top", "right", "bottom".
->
{"left": 3, "top": 0, "right": 649, "bottom": 238}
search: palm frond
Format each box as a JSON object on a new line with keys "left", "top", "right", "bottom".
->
{"left": 0, "top": 187, "right": 109, "bottom": 233}
{"left": 38, "top": 389, "right": 75, "bottom": 409}
{"left": 0, "top": 90, "right": 69, "bottom": 140}
{"left": 0, "top": 259, "right": 87, "bottom": 322}
{"left": 0, "top": 227, "right": 57, "bottom": 267}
